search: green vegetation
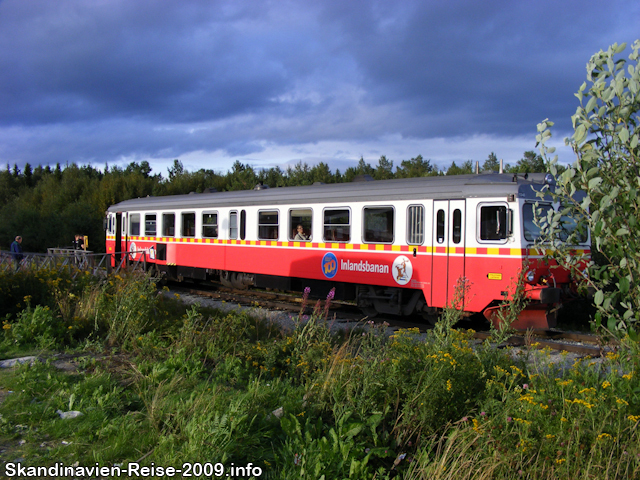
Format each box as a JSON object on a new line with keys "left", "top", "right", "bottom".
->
{"left": 536, "top": 40, "right": 640, "bottom": 338}
{"left": 1, "top": 151, "right": 544, "bottom": 254}
{"left": 0, "top": 269, "right": 638, "bottom": 479}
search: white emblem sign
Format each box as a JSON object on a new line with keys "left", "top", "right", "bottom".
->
{"left": 392, "top": 255, "right": 413, "bottom": 285}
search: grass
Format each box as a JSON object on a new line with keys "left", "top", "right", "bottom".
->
{"left": 0, "top": 268, "right": 638, "bottom": 478}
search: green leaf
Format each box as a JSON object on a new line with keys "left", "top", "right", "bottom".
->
{"left": 574, "top": 124, "right": 587, "bottom": 144}
{"left": 585, "top": 96, "right": 598, "bottom": 113}
{"left": 619, "top": 127, "right": 630, "bottom": 143}
{"left": 586, "top": 166, "right": 600, "bottom": 177}
{"left": 588, "top": 177, "right": 602, "bottom": 189}
{"left": 615, "top": 228, "right": 630, "bottom": 236}
{"left": 619, "top": 277, "right": 630, "bottom": 295}
{"left": 594, "top": 290, "right": 604, "bottom": 306}
{"left": 614, "top": 42, "right": 627, "bottom": 54}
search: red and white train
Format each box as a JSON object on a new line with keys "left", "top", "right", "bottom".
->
{"left": 105, "top": 173, "right": 589, "bottom": 329}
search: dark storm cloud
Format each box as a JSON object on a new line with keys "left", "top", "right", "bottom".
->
{"left": 316, "top": 0, "right": 638, "bottom": 136}
{"left": 0, "top": 1, "right": 298, "bottom": 125}
{"left": 0, "top": 0, "right": 638, "bottom": 170}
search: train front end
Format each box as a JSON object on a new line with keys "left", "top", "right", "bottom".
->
{"left": 483, "top": 178, "right": 590, "bottom": 330}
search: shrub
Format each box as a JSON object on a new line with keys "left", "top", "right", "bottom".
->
{"left": 536, "top": 40, "right": 640, "bottom": 338}
{"left": 3, "top": 303, "right": 64, "bottom": 350}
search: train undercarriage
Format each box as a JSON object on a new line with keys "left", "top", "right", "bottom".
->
{"left": 153, "top": 264, "right": 560, "bottom": 330}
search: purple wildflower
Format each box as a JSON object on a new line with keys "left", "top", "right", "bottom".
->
{"left": 323, "top": 287, "right": 335, "bottom": 318}
{"left": 299, "top": 287, "right": 311, "bottom": 317}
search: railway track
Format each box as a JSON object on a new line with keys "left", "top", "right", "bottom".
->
{"left": 169, "top": 282, "right": 605, "bottom": 357}
{"left": 472, "top": 330, "right": 604, "bottom": 356}
{"left": 171, "top": 283, "right": 363, "bottom": 318}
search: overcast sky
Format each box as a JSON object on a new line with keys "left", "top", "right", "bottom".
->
{"left": 1, "top": 0, "right": 638, "bottom": 177}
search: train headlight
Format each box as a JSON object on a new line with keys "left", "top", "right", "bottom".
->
{"left": 526, "top": 270, "right": 536, "bottom": 283}
{"left": 544, "top": 173, "right": 556, "bottom": 186}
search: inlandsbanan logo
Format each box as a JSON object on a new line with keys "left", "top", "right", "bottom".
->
{"left": 322, "top": 252, "right": 338, "bottom": 278}
{"left": 340, "top": 259, "right": 389, "bottom": 274}
{"left": 392, "top": 255, "right": 413, "bottom": 285}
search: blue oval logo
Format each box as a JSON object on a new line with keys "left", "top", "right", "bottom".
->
{"left": 322, "top": 252, "right": 338, "bottom": 278}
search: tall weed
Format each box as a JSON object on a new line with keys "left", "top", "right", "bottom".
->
{"left": 95, "top": 272, "right": 159, "bottom": 347}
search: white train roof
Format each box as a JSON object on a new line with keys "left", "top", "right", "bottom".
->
{"left": 107, "top": 173, "right": 554, "bottom": 212}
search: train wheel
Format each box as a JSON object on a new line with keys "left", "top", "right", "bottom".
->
{"left": 360, "top": 306, "right": 379, "bottom": 318}
{"left": 421, "top": 311, "right": 439, "bottom": 326}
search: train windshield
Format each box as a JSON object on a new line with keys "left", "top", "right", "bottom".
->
{"left": 523, "top": 203, "right": 588, "bottom": 243}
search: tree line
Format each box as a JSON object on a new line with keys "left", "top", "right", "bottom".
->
{"left": 0, "top": 150, "right": 545, "bottom": 253}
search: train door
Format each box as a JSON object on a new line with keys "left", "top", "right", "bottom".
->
{"left": 431, "top": 200, "right": 466, "bottom": 308}
{"left": 122, "top": 212, "right": 129, "bottom": 263}
{"left": 115, "top": 212, "right": 123, "bottom": 265}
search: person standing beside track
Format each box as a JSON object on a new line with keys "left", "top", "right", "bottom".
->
{"left": 10, "top": 236, "right": 23, "bottom": 271}
{"left": 73, "top": 234, "right": 85, "bottom": 250}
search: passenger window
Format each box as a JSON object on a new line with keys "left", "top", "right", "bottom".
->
{"left": 436, "top": 209, "right": 445, "bottom": 244}
{"left": 290, "top": 208, "right": 312, "bottom": 241}
{"left": 452, "top": 209, "right": 462, "bottom": 244}
{"left": 202, "top": 212, "right": 218, "bottom": 238}
{"left": 480, "top": 205, "right": 507, "bottom": 241}
{"left": 407, "top": 205, "right": 424, "bottom": 245}
{"left": 324, "top": 209, "right": 350, "bottom": 242}
{"left": 182, "top": 213, "right": 196, "bottom": 237}
{"left": 258, "top": 210, "right": 278, "bottom": 240}
{"left": 130, "top": 214, "right": 140, "bottom": 236}
{"left": 145, "top": 214, "right": 156, "bottom": 236}
{"left": 229, "top": 211, "right": 238, "bottom": 239}
{"left": 163, "top": 213, "right": 175, "bottom": 237}
{"left": 364, "top": 207, "right": 394, "bottom": 243}
{"left": 240, "top": 210, "right": 246, "bottom": 240}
